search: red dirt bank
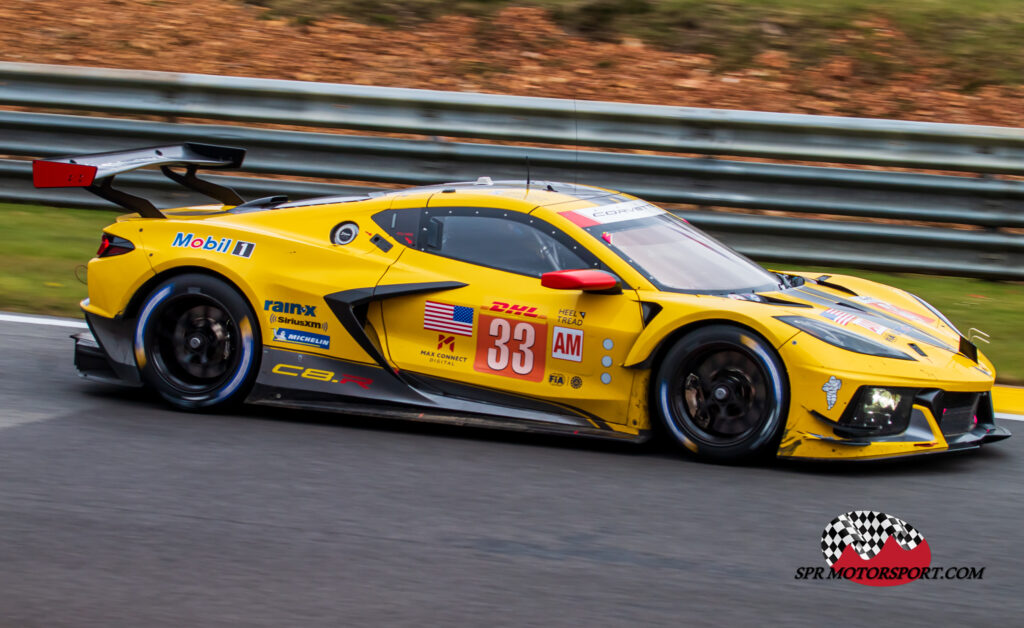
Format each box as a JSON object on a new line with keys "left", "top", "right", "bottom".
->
{"left": 1, "top": 0, "right": 1021, "bottom": 127}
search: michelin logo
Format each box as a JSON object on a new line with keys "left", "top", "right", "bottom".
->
{"left": 273, "top": 328, "right": 330, "bottom": 350}
{"left": 822, "top": 376, "right": 842, "bottom": 410}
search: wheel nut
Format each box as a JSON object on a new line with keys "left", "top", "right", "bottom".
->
{"left": 713, "top": 386, "right": 729, "bottom": 400}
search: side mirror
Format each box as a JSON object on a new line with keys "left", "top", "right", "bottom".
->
{"left": 541, "top": 269, "right": 621, "bottom": 293}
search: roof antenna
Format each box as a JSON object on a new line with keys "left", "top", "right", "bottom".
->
{"left": 573, "top": 97, "right": 579, "bottom": 190}
{"left": 525, "top": 155, "right": 531, "bottom": 190}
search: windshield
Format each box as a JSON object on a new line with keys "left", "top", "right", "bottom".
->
{"left": 579, "top": 209, "right": 780, "bottom": 293}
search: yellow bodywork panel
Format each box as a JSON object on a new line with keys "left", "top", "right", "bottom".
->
{"left": 79, "top": 182, "right": 1001, "bottom": 459}
{"left": 379, "top": 248, "right": 646, "bottom": 425}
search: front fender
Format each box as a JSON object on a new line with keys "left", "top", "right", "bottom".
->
{"left": 624, "top": 291, "right": 801, "bottom": 368}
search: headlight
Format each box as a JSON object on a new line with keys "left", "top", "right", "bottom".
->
{"left": 775, "top": 316, "right": 914, "bottom": 360}
{"left": 907, "top": 292, "right": 962, "bottom": 335}
{"left": 836, "top": 386, "right": 916, "bottom": 436}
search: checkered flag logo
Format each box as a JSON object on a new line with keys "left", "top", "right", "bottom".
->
{"left": 821, "top": 510, "right": 925, "bottom": 567}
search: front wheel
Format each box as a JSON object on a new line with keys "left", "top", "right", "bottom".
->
{"left": 654, "top": 324, "right": 788, "bottom": 463}
{"left": 134, "top": 273, "right": 260, "bottom": 410}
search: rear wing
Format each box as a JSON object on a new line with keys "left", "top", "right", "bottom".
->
{"left": 32, "top": 143, "right": 246, "bottom": 218}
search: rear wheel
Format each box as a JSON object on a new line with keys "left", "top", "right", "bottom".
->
{"left": 134, "top": 273, "right": 260, "bottom": 410}
{"left": 654, "top": 324, "right": 788, "bottom": 463}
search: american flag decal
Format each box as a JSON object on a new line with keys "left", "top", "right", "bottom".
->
{"left": 822, "top": 308, "right": 857, "bottom": 326}
{"left": 423, "top": 301, "right": 474, "bottom": 337}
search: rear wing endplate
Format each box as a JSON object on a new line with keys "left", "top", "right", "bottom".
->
{"left": 32, "top": 143, "right": 246, "bottom": 218}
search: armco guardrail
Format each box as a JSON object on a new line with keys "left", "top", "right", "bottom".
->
{"left": 3, "top": 62, "right": 1024, "bottom": 173}
{"left": 1, "top": 62, "right": 1022, "bottom": 279}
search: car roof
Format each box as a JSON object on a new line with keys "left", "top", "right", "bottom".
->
{"left": 273, "top": 180, "right": 631, "bottom": 212}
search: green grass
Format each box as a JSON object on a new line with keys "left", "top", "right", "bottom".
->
{"left": 243, "top": 0, "right": 1024, "bottom": 88}
{"left": 2, "top": 203, "right": 1021, "bottom": 381}
{"left": 0, "top": 203, "right": 113, "bottom": 317}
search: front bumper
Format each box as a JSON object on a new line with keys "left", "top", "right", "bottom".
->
{"left": 778, "top": 392, "right": 1010, "bottom": 461}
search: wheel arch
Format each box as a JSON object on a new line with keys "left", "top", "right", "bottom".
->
{"left": 125, "top": 264, "right": 259, "bottom": 326}
{"left": 640, "top": 318, "right": 786, "bottom": 385}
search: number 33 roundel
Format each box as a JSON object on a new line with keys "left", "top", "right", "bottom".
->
{"left": 473, "top": 314, "right": 547, "bottom": 381}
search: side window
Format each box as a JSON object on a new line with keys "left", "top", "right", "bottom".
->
{"left": 420, "top": 208, "right": 597, "bottom": 277}
{"left": 372, "top": 208, "right": 421, "bottom": 246}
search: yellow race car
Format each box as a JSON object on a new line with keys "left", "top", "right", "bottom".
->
{"left": 35, "top": 143, "right": 1010, "bottom": 462}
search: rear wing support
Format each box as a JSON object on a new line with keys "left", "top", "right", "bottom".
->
{"left": 32, "top": 143, "right": 246, "bottom": 218}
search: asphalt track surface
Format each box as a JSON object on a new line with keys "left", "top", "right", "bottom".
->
{"left": 2, "top": 317, "right": 1023, "bottom": 627}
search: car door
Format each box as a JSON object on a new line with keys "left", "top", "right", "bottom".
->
{"left": 375, "top": 204, "right": 646, "bottom": 425}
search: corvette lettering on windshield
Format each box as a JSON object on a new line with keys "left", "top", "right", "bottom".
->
{"left": 561, "top": 200, "right": 664, "bottom": 227}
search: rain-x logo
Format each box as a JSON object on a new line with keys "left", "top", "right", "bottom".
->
{"left": 795, "top": 511, "right": 985, "bottom": 586}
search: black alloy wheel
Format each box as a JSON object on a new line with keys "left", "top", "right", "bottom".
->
{"left": 654, "top": 324, "right": 788, "bottom": 462}
{"left": 135, "top": 273, "right": 260, "bottom": 410}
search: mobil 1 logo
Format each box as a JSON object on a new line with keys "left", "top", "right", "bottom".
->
{"left": 231, "top": 240, "right": 255, "bottom": 258}
{"left": 171, "top": 232, "right": 256, "bottom": 258}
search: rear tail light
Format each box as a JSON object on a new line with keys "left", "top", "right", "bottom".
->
{"left": 96, "top": 233, "right": 135, "bottom": 258}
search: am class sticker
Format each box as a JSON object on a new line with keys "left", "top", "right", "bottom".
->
{"left": 551, "top": 326, "right": 583, "bottom": 362}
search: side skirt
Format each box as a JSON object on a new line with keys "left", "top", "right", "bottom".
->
{"left": 248, "top": 347, "right": 644, "bottom": 443}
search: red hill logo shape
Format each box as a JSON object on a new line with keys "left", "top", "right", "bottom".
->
{"left": 821, "top": 511, "right": 932, "bottom": 586}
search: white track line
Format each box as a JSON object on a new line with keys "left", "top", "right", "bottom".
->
{"left": 995, "top": 413, "right": 1024, "bottom": 422}
{"left": 0, "top": 312, "right": 88, "bottom": 329}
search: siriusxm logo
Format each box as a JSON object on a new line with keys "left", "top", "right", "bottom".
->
{"left": 172, "top": 233, "right": 255, "bottom": 258}
{"left": 264, "top": 300, "right": 317, "bottom": 317}
{"left": 272, "top": 328, "right": 330, "bottom": 350}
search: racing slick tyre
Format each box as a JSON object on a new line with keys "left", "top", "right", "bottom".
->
{"left": 134, "top": 273, "right": 261, "bottom": 411}
{"left": 654, "top": 324, "right": 788, "bottom": 463}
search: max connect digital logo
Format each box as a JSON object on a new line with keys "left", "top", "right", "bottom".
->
{"left": 794, "top": 511, "right": 985, "bottom": 586}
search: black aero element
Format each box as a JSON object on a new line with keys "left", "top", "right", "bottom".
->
{"left": 72, "top": 331, "right": 133, "bottom": 387}
{"left": 253, "top": 348, "right": 430, "bottom": 406}
{"left": 937, "top": 391, "right": 981, "bottom": 437}
{"left": 161, "top": 164, "right": 244, "bottom": 207}
{"left": 229, "top": 195, "right": 288, "bottom": 213}
{"left": 370, "top": 233, "right": 393, "bottom": 252}
{"left": 757, "top": 294, "right": 814, "bottom": 307}
{"left": 959, "top": 336, "right": 979, "bottom": 362}
{"left": 640, "top": 302, "right": 662, "bottom": 326}
{"left": 399, "top": 371, "right": 604, "bottom": 427}
{"left": 324, "top": 281, "right": 467, "bottom": 376}
{"left": 90, "top": 177, "right": 161, "bottom": 219}
{"left": 814, "top": 275, "right": 859, "bottom": 296}
{"left": 41, "top": 143, "right": 246, "bottom": 218}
